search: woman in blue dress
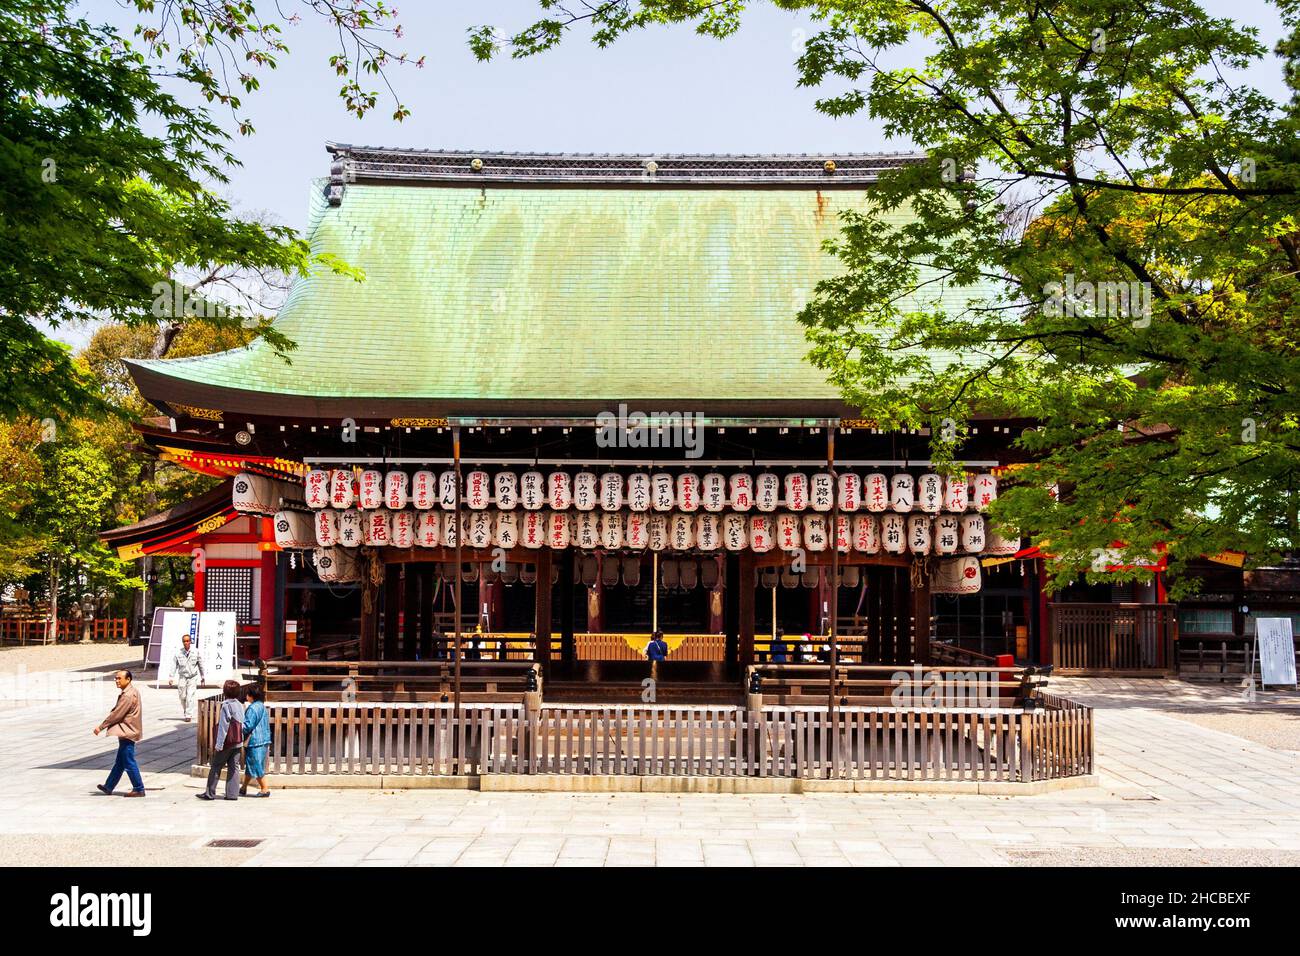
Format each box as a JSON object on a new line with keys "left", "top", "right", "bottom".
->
{"left": 239, "top": 685, "right": 272, "bottom": 797}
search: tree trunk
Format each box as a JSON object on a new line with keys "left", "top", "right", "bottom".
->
{"left": 47, "top": 556, "right": 58, "bottom": 646}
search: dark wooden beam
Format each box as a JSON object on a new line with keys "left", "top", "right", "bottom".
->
{"left": 738, "top": 550, "right": 755, "bottom": 673}
{"left": 534, "top": 548, "right": 553, "bottom": 679}
{"left": 402, "top": 563, "right": 420, "bottom": 660}
{"left": 382, "top": 563, "right": 401, "bottom": 661}
{"left": 912, "top": 560, "right": 931, "bottom": 666}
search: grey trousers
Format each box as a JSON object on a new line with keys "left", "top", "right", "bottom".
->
{"left": 205, "top": 746, "right": 242, "bottom": 799}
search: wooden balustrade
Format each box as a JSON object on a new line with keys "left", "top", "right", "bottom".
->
{"left": 257, "top": 656, "right": 540, "bottom": 702}
{"left": 746, "top": 663, "right": 1035, "bottom": 708}
{"left": 0, "top": 617, "right": 129, "bottom": 645}
{"left": 1049, "top": 603, "right": 1175, "bottom": 674}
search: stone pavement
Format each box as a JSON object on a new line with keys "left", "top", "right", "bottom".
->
{"left": 2, "top": 647, "right": 1298, "bottom": 867}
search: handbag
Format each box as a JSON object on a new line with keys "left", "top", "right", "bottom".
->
{"left": 222, "top": 709, "right": 243, "bottom": 750}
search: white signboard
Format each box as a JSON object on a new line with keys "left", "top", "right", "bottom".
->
{"left": 1255, "top": 618, "right": 1298, "bottom": 688}
{"left": 156, "top": 610, "right": 237, "bottom": 686}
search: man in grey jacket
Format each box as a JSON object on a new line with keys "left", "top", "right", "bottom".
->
{"left": 170, "top": 634, "right": 205, "bottom": 722}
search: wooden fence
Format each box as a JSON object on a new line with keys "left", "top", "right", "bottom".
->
{"left": 198, "top": 697, "right": 1092, "bottom": 782}
{"left": 1049, "top": 603, "right": 1175, "bottom": 674}
{"left": 0, "top": 617, "right": 129, "bottom": 645}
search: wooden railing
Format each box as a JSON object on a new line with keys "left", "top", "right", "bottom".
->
{"left": 196, "top": 698, "right": 1092, "bottom": 782}
{"left": 258, "top": 656, "right": 540, "bottom": 703}
{"left": 0, "top": 617, "right": 129, "bottom": 645}
{"left": 1049, "top": 603, "right": 1175, "bottom": 674}
{"left": 746, "top": 663, "right": 1041, "bottom": 708}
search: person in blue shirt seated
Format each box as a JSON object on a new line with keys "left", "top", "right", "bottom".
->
{"left": 644, "top": 630, "right": 669, "bottom": 663}
{"left": 769, "top": 629, "right": 789, "bottom": 663}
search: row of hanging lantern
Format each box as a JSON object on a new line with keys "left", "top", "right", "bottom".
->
{"left": 298, "top": 468, "right": 998, "bottom": 515}
{"left": 282, "top": 506, "right": 1018, "bottom": 557}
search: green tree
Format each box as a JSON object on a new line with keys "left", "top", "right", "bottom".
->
{"left": 475, "top": 1, "right": 1300, "bottom": 589}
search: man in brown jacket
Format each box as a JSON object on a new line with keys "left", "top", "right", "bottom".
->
{"left": 94, "top": 670, "right": 145, "bottom": 796}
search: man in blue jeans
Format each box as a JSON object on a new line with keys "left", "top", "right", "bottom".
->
{"left": 94, "top": 670, "right": 145, "bottom": 797}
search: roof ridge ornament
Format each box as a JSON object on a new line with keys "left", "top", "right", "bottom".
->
{"left": 326, "top": 148, "right": 349, "bottom": 206}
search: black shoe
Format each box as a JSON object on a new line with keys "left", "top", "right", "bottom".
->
{"left": 96, "top": 784, "right": 112, "bottom": 796}
{"left": 222, "top": 797, "right": 238, "bottom": 801}
{"left": 196, "top": 793, "right": 216, "bottom": 801}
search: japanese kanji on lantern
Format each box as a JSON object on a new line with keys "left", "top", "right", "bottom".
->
{"left": 891, "top": 473, "right": 915, "bottom": 512}
{"left": 304, "top": 469, "right": 330, "bottom": 509}
{"left": 600, "top": 512, "right": 623, "bottom": 549}
{"left": 547, "top": 511, "right": 571, "bottom": 549}
{"left": 971, "top": 473, "right": 998, "bottom": 511}
{"left": 363, "top": 509, "right": 390, "bottom": 546}
{"left": 670, "top": 512, "right": 695, "bottom": 550}
{"left": 933, "top": 556, "right": 982, "bottom": 594}
{"left": 783, "top": 473, "right": 808, "bottom": 512}
{"left": 917, "top": 473, "right": 943, "bottom": 513}
{"left": 574, "top": 511, "right": 597, "bottom": 549}
{"left": 385, "top": 471, "right": 409, "bottom": 510}
{"left": 934, "top": 515, "right": 960, "bottom": 554}
{"left": 329, "top": 469, "right": 355, "bottom": 509}
{"left": 416, "top": 511, "right": 440, "bottom": 547}
{"left": 468, "top": 511, "right": 492, "bottom": 548}
{"left": 600, "top": 472, "right": 624, "bottom": 511}
{"left": 755, "top": 472, "right": 779, "bottom": 512}
{"left": 412, "top": 470, "right": 436, "bottom": 510}
{"left": 945, "top": 474, "right": 969, "bottom": 512}
{"left": 648, "top": 513, "right": 669, "bottom": 551}
{"left": 881, "top": 513, "right": 906, "bottom": 553}
{"left": 440, "top": 511, "right": 460, "bottom": 548}
{"left": 834, "top": 514, "right": 851, "bottom": 553}
{"left": 466, "top": 470, "right": 490, "bottom": 510}
{"left": 696, "top": 513, "right": 720, "bottom": 550}
{"left": 960, "top": 513, "right": 986, "bottom": 552}
{"left": 676, "top": 473, "right": 699, "bottom": 512}
{"left": 810, "top": 473, "right": 834, "bottom": 512}
{"left": 865, "top": 472, "right": 889, "bottom": 512}
{"left": 391, "top": 510, "right": 415, "bottom": 549}
{"left": 438, "top": 470, "right": 457, "bottom": 510}
{"left": 837, "top": 473, "right": 860, "bottom": 512}
{"left": 625, "top": 512, "right": 649, "bottom": 549}
{"left": 573, "top": 471, "right": 597, "bottom": 511}
{"left": 274, "top": 510, "right": 314, "bottom": 549}
{"left": 729, "top": 473, "right": 753, "bottom": 511}
{"left": 493, "top": 510, "right": 517, "bottom": 549}
{"left": 803, "top": 513, "right": 828, "bottom": 551}
{"left": 520, "top": 510, "right": 544, "bottom": 548}
{"left": 701, "top": 473, "right": 726, "bottom": 512}
{"left": 626, "top": 472, "right": 650, "bottom": 512}
{"left": 358, "top": 469, "right": 383, "bottom": 509}
{"left": 723, "top": 513, "right": 747, "bottom": 551}
{"left": 852, "top": 514, "right": 879, "bottom": 553}
{"left": 749, "top": 515, "right": 774, "bottom": 553}
{"left": 520, "top": 471, "right": 544, "bottom": 510}
{"left": 776, "top": 513, "right": 801, "bottom": 551}
{"left": 651, "top": 472, "right": 674, "bottom": 511}
{"left": 494, "top": 471, "right": 518, "bottom": 510}
{"left": 314, "top": 509, "right": 338, "bottom": 547}
{"left": 547, "top": 471, "right": 571, "bottom": 510}
{"left": 907, "top": 514, "right": 931, "bottom": 553}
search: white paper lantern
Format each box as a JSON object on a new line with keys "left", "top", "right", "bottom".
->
{"left": 837, "top": 473, "right": 860, "bottom": 513}
{"left": 384, "top": 471, "right": 409, "bottom": 510}
{"left": 438, "top": 470, "right": 457, "bottom": 510}
{"left": 917, "top": 473, "right": 943, "bottom": 513}
{"left": 647, "top": 513, "right": 669, "bottom": 551}
{"left": 881, "top": 513, "right": 906, "bottom": 553}
{"left": 860, "top": 473, "right": 886, "bottom": 513}
{"left": 520, "top": 471, "right": 544, "bottom": 510}
{"left": 986, "top": 528, "right": 1020, "bottom": 555}
{"left": 440, "top": 511, "right": 459, "bottom": 548}
{"left": 391, "top": 510, "right": 415, "bottom": 549}
{"left": 337, "top": 509, "right": 363, "bottom": 548}
{"left": 651, "top": 472, "right": 675, "bottom": 511}
{"left": 776, "top": 513, "right": 802, "bottom": 551}
{"left": 412, "top": 470, "right": 436, "bottom": 510}
{"left": 494, "top": 471, "right": 518, "bottom": 510}
{"left": 852, "top": 514, "right": 879, "bottom": 554}
{"left": 971, "top": 473, "right": 998, "bottom": 512}
{"left": 907, "top": 514, "right": 931, "bottom": 554}
{"left": 803, "top": 514, "right": 828, "bottom": 551}
{"left": 314, "top": 548, "right": 358, "bottom": 583}
{"left": 575, "top": 511, "right": 600, "bottom": 549}
{"left": 464, "top": 470, "right": 490, "bottom": 510}
{"left": 934, "top": 557, "right": 982, "bottom": 594}
{"left": 329, "top": 470, "right": 355, "bottom": 510}
{"left": 573, "top": 471, "right": 597, "bottom": 511}
{"left": 273, "top": 510, "right": 314, "bottom": 549}
{"left": 363, "top": 509, "right": 391, "bottom": 547}
{"left": 696, "top": 513, "right": 720, "bottom": 551}
{"left": 304, "top": 469, "right": 330, "bottom": 509}
{"left": 600, "top": 472, "right": 624, "bottom": 511}
{"left": 890, "top": 474, "right": 915, "bottom": 513}
{"left": 945, "top": 475, "right": 969, "bottom": 512}
{"left": 358, "top": 469, "right": 383, "bottom": 509}
{"left": 755, "top": 473, "right": 780, "bottom": 512}
{"left": 626, "top": 472, "right": 651, "bottom": 512}
{"left": 676, "top": 473, "right": 700, "bottom": 512}
{"left": 783, "top": 473, "right": 808, "bottom": 512}
{"left": 810, "top": 473, "right": 834, "bottom": 512}
{"left": 749, "top": 515, "right": 774, "bottom": 553}
{"left": 547, "top": 471, "right": 572, "bottom": 510}
{"left": 625, "top": 512, "right": 649, "bottom": 550}
{"left": 933, "top": 515, "right": 960, "bottom": 554}
{"left": 834, "top": 515, "right": 851, "bottom": 553}
{"left": 547, "top": 511, "right": 570, "bottom": 549}
{"left": 723, "top": 513, "right": 747, "bottom": 551}
{"left": 520, "top": 511, "right": 545, "bottom": 549}
{"left": 468, "top": 511, "right": 492, "bottom": 548}
{"left": 314, "top": 509, "right": 338, "bottom": 547}
{"left": 493, "top": 510, "right": 517, "bottom": 549}
{"left": 960, "top": 514, "right": 986, "bottom": 553}
{"left": 416, "top": 511, "right": 440, "bottom": 548}
{"left": 701, "top": 473, "right": 727, "bottom": 512}
{"left": 728, "top": 473, "right": 753, "bottom": 512}
{"left": 670, "top": 513, "right": 695, "bottom": 550}
{"left": 600, "top": 512, "right": 623, "bottom": 549}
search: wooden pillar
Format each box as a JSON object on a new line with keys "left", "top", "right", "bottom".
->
{"left": 894, "top": 565, "right": 911, "bottom": 665}
{"left": 534, "top": 549, "right": 553, "bottom": 678}
{"left": 258, "top": 548, "right": 276, "bottom": 660}
{"left": 912, "top": 560, "right": 931, "bottom": 666}
{"left": 418, "top": 564, "right": 433, "bottom": 660}
{"left": 383, "top": 562, "right": 401, "bottom": 661}
{"left": 402, "top": 563, "right": 420, "bottom": 660}
{"left": 738, "top": 551, "right": 755, "bottom": 671}
{"left": 559, "top": 550, "right": 575, "bottom": 669}
{"left": 723, "top": 553, "right": 739, "bottom": 663}
{"left": 359, "top": 557, "right": 378, "bottom": 661}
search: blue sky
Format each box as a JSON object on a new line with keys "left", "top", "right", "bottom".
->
{"left": 53, "top": 0, "right": 1292, "bottom": 348}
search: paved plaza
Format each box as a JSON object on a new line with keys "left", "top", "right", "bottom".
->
{"left": 2, "top": 644, "right": 1298, "bottom": 867}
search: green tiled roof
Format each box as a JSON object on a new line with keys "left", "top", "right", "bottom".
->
{"left": 129, "top": 162, "right": 966, "bottom": 408}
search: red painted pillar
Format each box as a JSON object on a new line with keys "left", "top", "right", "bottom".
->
{"left": 259, "top": 547, "right": 277, "bottom": 660}
{"left": 193, "top": 565, "right": 206, "bottom": 612}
